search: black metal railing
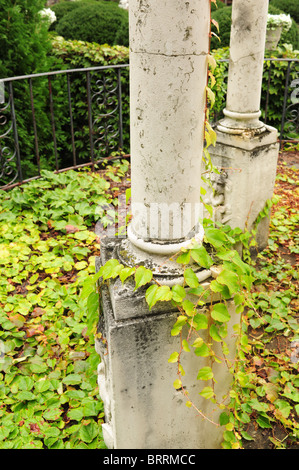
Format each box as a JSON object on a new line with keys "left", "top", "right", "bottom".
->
{"left": 0, "top": 58, "right": 298, "bottom": 190}
{"left": 0, "top": 64, "right": 130, "bottom": 189}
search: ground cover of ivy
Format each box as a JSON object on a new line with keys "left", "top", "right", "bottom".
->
{"left": 233, "top": 152, "right": 299, "bottom": 449}
{"left": 0, "top": 153, "right": 298, "bottom": 449}
{"left": 0, "top": 159, "right": 129, "bottom": 449}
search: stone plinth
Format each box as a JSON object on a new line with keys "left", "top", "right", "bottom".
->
{"left": 207, "top": 125, "right": 279, "bottom": 251}
{"left": 209, "top": 0, "right": 279, "bottom": 251}
{"left": 95, "top": 239, "right": 238, "bottom": 449}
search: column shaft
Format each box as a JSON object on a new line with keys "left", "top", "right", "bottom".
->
{"left": 218, "top": 0, "right": 269, "bottom": 133}
{"left": 128, "top": 0, "right": 209, "bottom": 251}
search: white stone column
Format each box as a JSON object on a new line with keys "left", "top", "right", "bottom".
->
{"left": 128, "top": 0, "right": 209, "bottom": 255}
{"left": 208, "top": 0, "right": 279, "bottom": 250}
{"left": 218, "top": 0, "right": 269, "bottom": 134}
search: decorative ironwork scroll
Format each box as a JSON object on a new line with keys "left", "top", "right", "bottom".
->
{"left": 283, "top": 75, "right": 299, "bottom": 142}
{"left": 90, "top": 69, "right": 123, "bottom": 158}
{"left": 0, "top": 85, "right": 19, "bottom": 188}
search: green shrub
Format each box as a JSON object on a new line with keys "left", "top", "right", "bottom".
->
{"left": 0, "top": 0, "right": 53, "bottom": 77}
{"left": 268, "top": 4, "right": 299, "bottom": 49}
{"left": 211, "top": 5, "right": 299, "bottom": 51}
{"left": 270, "top": 0, "right": 299, "bottom": 23}
{"left": 209, "top": 47, "right": 230, "bottom": 119}
{"left": 55, "top": 2, "right": 129, "bottom": 47}
{"left": 49, "top": 0, "right": 116, "bottom": 31}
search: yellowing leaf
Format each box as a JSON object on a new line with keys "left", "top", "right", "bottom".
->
{"left": 211, "top": 19, "right": 219, "bottom": 32}
{"left": 173, "top": 379, "right": 182, "bottom": 390}
{"left": 168, "top": 351, "right": 179, "bottom": 363}
{"left": 207, "top": 54, "right": 217, "bottom": 72}
{"left": 206, "top": 86, "right": 216, "bottom": 110}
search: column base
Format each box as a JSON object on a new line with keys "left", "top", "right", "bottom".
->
{"left": 95, "top": 238, "right": 239, "bottom": 449}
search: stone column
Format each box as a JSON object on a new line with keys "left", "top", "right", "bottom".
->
{"left": 218, "top": 0, "right": 269, "bottom": 134}
{"left": 208, "top": 0, "right": 279, "bottom": 250}
{"left": 128, "top": 0, "right": 209, "bottom": 255}
{"left": 95, "top": 0, "right": 238, "bottom": 449}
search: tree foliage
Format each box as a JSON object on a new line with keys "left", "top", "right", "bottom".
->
{"left": 0, "top": 0, "right": 53, "bottom": 77}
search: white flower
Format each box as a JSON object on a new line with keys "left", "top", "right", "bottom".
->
{"left": 39, "top": 8, "right": 57, "bottom": 26}
{"left": 119, "top": 0, "right": 129, "bottom": 10}
{"left": 267, "top": 14, "right": 292, "bottom": 32}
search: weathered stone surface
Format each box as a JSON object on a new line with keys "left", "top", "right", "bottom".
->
{"left": 128, "top": 0, "right": 209, "bottom": 251}
{"left": 95, "top": 244, "right": 239, "bottom": 449}
{"left": 218, "top": 0, "right": 269, "bottom": 133}
{"left": 208, "top": 125, "right": 279, "bottom": 251}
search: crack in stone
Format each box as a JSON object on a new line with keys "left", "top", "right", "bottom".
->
{"left": 130, "top": 50, "right": 207, "bottom": 58}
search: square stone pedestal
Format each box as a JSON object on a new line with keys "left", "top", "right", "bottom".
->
{"left": 207, "top": 125, "right": 279, "bottom": 252}
{"left": 95, "top": 238, "right": 239, "bottom": 449}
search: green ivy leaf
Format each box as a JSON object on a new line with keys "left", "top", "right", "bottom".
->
{"left": 275, "top": 400, "right": 291, "bottom": 419}
{"left": 171, "top": 284, "right": 186, "bottom": 303}
{"left": 209, "top": 324, "right": 222, "bottom": 342}
{"left": 219, "top": 412, "right": 230, "bottom": 426}
{"left": 217, "top": 269, "right": 239, "bottom": 295}
{"left": 184, "top": 268, "right": 199, "bottom": 288}
{"left": 119, "top": 266, "right": 136, "bottom": 283}
{"left": 204, "top": 227, "right": 232, "bottom": 248}
{"left": 190, "top": 245, "right": 213, "bottom": 268}
{"left": 211, "top": 303, "right": 231, "bottom": 323}
{"left": 194, "top": 343, "right": 210, "bottom": 357}
{"left": 171, "top": 315, "right": 187, "bottom": 336}
{"left": 176, "top": 250, "right": 190, "bottom": 264}
{"left": 100, "top": 259, "right": 123, "bottom": 280}
{"left": 173, "top": 379, "right": 182, "bottom": 390}
{"left": 199, "top": 386, "right": 215, "bottom": 400}
{"left": 145, "top": 284, "right": 172, "bottom": 310}
{"left": 62, "top": 374, "right": 81, "bottom": 385}
{"left": 193, "top": 313, "right": 208, "bottom": 330}
{"left": 134, "top": 266, "right": 153, "bottom": 290}
{"left": 79, "top": 421, "right": 98, "bottom": 443}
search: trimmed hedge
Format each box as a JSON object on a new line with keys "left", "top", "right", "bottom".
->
{"left": 270, "top": 0, "right": 299, "bottom": 24}
{"left": 49, "top": 1, "right": 81, "bottom": 31}
{"left": 54, "top": 1, "right": 129, "bottom": 47}
{"left": 211, "top": 5, "right": 299, "bottom": 51}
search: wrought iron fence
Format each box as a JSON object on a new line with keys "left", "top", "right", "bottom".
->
{"left": 0, "top": 64, "right": 130, "bottom": 189}
{"left": 0, "top": 58, "right": 298, "bottom": 190}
